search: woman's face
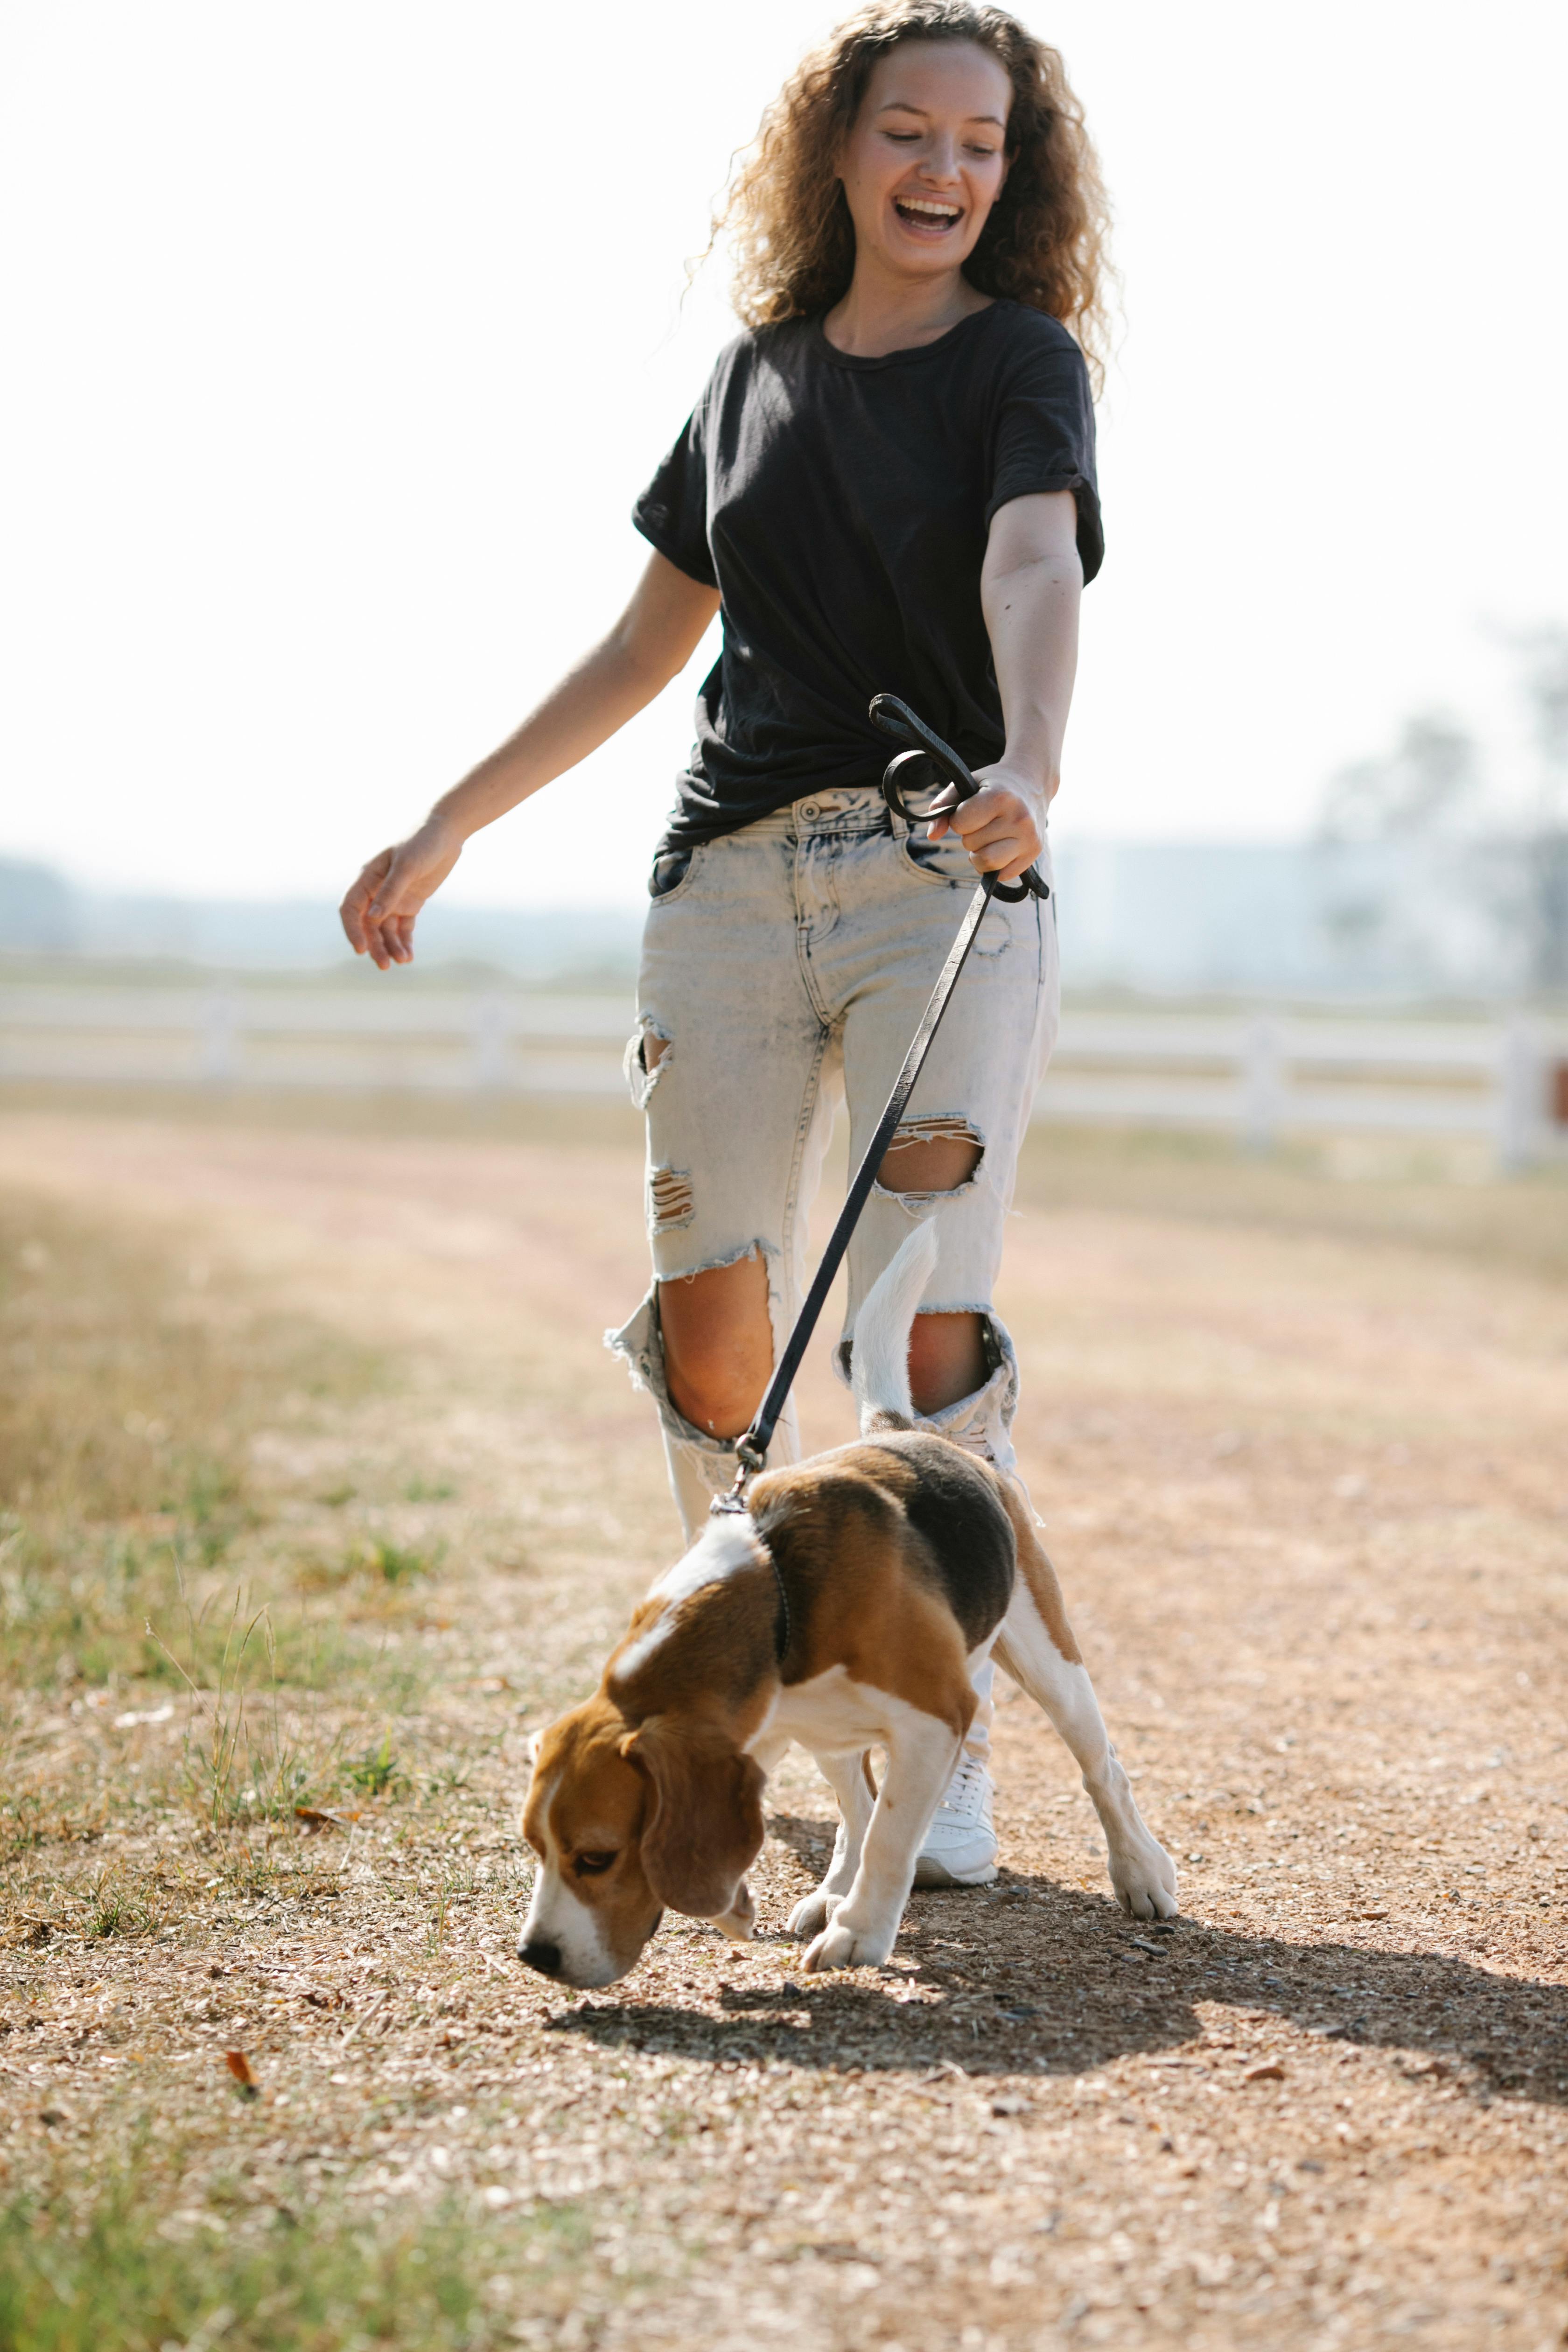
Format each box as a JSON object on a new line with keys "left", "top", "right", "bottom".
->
{"left": 837, "top": 40, "right": 1012, "bottom": 283}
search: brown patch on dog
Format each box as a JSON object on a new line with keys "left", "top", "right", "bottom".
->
{"left": 622, "top": 1715, "right": 767, "bottom": 1916}
{"left": 608, "top": 1557, "right": 780, "bottom": 1722}
{"left": 994, "top": 1479, "right": 1083, "bottom": 1665}
{"left": 749, "top": 1447, "right": 984, "bottom": 1746}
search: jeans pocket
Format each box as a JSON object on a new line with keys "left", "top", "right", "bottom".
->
{"left": 898, "top": 829, "right": 1015, "bottom": 954}
{"left": 648, "top": 846, "right": 700, "bottom": 903}
{"left": 896, "top": 828, "right": 970, "bottom": 891}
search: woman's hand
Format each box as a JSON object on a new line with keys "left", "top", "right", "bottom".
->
{"left": 339, "top": 815, "right": 464, "bottom": 970}
{"left": 337, "top": 552, "right": 719, "bottom": 975}
{"left": 926, "top": 763, "right": 1049, "bottom": 884}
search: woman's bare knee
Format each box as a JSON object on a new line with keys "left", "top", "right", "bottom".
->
{"left": 908, "top": 1309, "right": 986, "bottom": 1416}
{"left": 876, "top": 1134, "right": 981, "bottom": 1196}
{"left": 659, "top": 1251, "right": 773, "bottom": 1439}
{"left": 874, "top": 1133, "right": 985, "bottom": 1410}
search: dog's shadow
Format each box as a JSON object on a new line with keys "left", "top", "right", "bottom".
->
{"left": 545, "top": 1817, "right": 1568, "bottom": 2107}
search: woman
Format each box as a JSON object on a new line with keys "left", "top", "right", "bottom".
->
{"left": 341, "top": 0, "right": 1108, "bottom": 1888}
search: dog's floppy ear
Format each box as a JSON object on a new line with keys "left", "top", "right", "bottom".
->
{"left": 620, "top": 1717, "right": 766, "bottom": 1918}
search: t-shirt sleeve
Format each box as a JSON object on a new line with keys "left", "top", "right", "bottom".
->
{"left": 985, "top": 329, "right": 1104, "bottom": 583}
{"left": 632, "top": 402, "right": 717, "bottom": 588}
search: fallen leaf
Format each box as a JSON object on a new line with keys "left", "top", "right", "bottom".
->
{"left": 224, "top": 2050, "right": 259, "bottom": 2100}
{"left": 293, "top": 1806, "right": 346, "bottom": 1833}
{"left": 1243, "top": 2061, "right": 1287, "bottom": 2084}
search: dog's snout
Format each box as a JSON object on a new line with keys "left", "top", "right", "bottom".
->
{"left": 518, "top": 1937, "right": 564, "bottom": 1978}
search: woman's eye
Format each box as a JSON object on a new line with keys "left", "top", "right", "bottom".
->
{"left": 574, "top": 1851, "right": 616, "bottom": 1877}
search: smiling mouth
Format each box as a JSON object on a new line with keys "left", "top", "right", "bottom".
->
{"left": 894, "top": 196, "right": 962, "bottom": 232}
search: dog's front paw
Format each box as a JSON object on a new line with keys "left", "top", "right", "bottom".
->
{"left": 1109, "top": 1835, "right": 1179, "bottom": 1921}
{"left": 788, "top": 1886, "right": 843, "bottom": 1940}
{"left": 714, "top": 1881, "right": 756, "bottom": 1942}
{"left": 802, "top": 1915, "right": 897, "bottom": 1972}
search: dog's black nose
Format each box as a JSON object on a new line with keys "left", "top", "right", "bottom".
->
{"left": 518, "top": 1938, "right": 563, "bottom": 1978}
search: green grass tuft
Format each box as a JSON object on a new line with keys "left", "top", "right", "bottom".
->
{"left": 0, "top": 2171, "right": 591, "bottom": 2352}
{"left": 346, "top": 1729, "right": 404, "bottom": 1799}
{"left": 358, "top": 1536, "right": 443, "bottom": 1585}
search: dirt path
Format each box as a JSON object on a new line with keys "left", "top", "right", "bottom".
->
{"left": 3, "top": 1106, "right": 1567, "bottom": 2351}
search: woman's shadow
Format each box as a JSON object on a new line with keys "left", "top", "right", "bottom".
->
{"left": 544, "top": 1813, "right": 1568, "bottom": 2106}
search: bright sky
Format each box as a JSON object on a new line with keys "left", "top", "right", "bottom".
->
{"left": 2, "top": 0, "right": 1564, "bottom": 908}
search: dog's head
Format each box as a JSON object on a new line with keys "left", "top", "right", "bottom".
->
{"left": 518, "top": 1695, "right": 766, "bottom": 1988}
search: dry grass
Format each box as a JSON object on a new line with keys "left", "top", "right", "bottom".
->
{"left": 0, "top": 1095, "right": 1566, "bottom": 2351}
{"left": 1013, "top": 1120, "right": 1568, "bottom": 1288}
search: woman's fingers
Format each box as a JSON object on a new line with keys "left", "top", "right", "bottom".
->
{"left": 343, "top": 822, "right": 461, "bottom": 971}
{"left": 943, "top": 783, "right": 1043, "bottom": 879}
{"left": 367, "top": 879, "right": 421, "bottom": 967}
{"left": 340, "top": 850, "right": 395, "bottom": 956}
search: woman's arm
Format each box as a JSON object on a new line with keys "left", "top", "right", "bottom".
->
{"left": 928, "top": 488, "right": 1083, "bottom": 884}
{"left": 340, "top": 552, "right": 720, "bottom": 969}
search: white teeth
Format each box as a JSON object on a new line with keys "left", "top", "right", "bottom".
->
{"left": 897, "top": 197, "right": 960, "bottom": 220}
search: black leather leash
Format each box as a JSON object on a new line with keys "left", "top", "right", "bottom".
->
{"left": 712, "top": 694, "right": 1049, "bottom": 1529}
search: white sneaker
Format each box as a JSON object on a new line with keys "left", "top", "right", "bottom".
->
{"left": 913, "top": 1753, "right": 999, "bottom": 1887}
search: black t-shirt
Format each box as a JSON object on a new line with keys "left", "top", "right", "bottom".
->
{"left": 633, "top": 298, "right": 1101, "bottom": 848}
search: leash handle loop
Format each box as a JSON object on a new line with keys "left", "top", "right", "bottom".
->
{"left": 868, "top": 692, "right": 1049, "bottom": 905}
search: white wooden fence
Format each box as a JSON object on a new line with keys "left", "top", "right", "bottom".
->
{"left": 2, "top": 984, "right": 1566, "bottom": 1169}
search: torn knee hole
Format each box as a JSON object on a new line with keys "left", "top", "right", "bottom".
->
{"left": 876, "top": 1115, "right": 984, "bottom": 1197}
{"left": 649, "top": 1166, "right": 695, "bottom": 1231}
{"left": 626, "top": 1020, "right": 673, "bottom": 1109}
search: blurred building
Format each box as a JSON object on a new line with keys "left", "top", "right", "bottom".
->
{"left": 1050, "top": 834, "right": 1524, "bottom": 997}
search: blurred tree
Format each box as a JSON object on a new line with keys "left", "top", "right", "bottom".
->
{"left": 1317, "top": 710, "right": 1479, "bottom": 845}
{"left": 1314, "top": 712, "right": 1482, "bottom": 989}
{"left": 1509, "top": 623, "right": 1568, "bottom": 993}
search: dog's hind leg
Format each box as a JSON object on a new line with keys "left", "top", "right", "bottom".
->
{"left": 993, "top": 1499, "right": 1178, "bottom": 1921}
{"left": 788, "top": 1750, "right": 877, "bottom": 1942}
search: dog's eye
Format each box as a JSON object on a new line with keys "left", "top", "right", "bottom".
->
{"left": 574, "top": 1851, "right": 616, "bottom": 1877}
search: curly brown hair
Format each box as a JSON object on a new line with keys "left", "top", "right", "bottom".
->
{"left": 711, "top": 1, "right": 1112, "bottom": 390}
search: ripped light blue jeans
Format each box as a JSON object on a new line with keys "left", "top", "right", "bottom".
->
{"left": 608, "top": 783, "right": 1060, "bottom": 1561}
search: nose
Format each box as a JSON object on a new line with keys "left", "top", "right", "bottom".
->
{"left": 518, "top": 1938, "right": 563, "bottom": 1978}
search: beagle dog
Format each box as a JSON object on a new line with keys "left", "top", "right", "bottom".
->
{"left": 520, "top": 1221, "right": 1177, "bottom": 1988}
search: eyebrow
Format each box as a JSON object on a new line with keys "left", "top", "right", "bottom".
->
{"left": 875, "top": 99, "right": 1007, "bottom": 128}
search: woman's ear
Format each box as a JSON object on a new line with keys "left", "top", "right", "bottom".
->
{"left": 621, "top": 1718, "right": 766, "bottom": 1918}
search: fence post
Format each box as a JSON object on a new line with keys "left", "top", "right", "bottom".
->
{"left": 1241, "top": 1013, "right": 1283, "bottom": 1154}
{"left": 1496, "top": 1013, "right": 1540, "bottom": 1174}
{"left": 198, "top": 991, "right": 238, "bottom": 1085}
{"left": 471, "top": 994, "right": 509, "bottom": 1091}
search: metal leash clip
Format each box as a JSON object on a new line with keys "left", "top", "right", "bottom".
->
{"left": 869, "top": 692, "right": 1049, "bottom": 904}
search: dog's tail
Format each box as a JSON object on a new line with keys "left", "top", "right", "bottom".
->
{"left": 850, "top": 1216, "right": 940, "bottom": 1432}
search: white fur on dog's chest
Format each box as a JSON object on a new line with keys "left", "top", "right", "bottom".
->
{"left": 748, "top": 1666, "right": 938, "bottom": 1760}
